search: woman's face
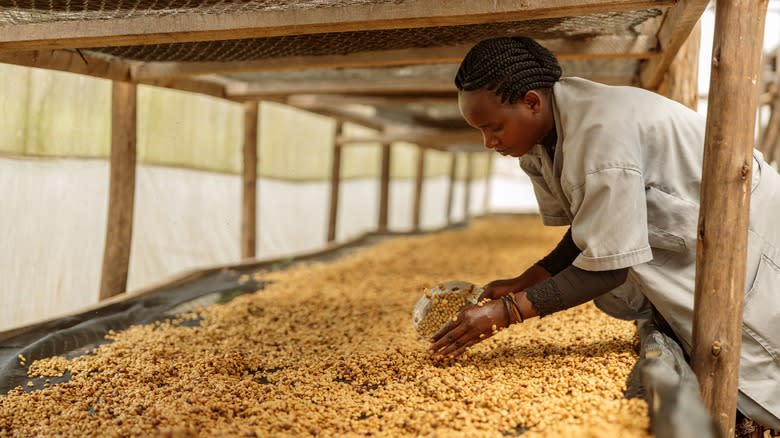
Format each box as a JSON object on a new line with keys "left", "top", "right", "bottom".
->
{"left": 458, "top": 88, "right": 552, "bottom": 158}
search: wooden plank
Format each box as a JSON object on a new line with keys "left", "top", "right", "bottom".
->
{"left": 0, "top": 49, "right": 231, "bottom": 99}
{"left": 0, "top": 0, "right": 674, "bottom": 52}
{"left": 226, "top": 78, "right": 456, "bottom": 99}
{"left": 337, "top": 129, "right": 481, "bottom": 149}
{"left": 327, "top": 123, "right": 344, "bottom": 242}
{"left": 412, "top": 146, "right": 425, "bottom": 231}
{"left": 639, "top": 0, "right": 709, "bottom": 90}
{"left": 133, "top": 35, "right": 659, "bottom": 80}
{"left": 656, "top": 20, "right": 700, "bottom": 110}
{"left": 287, "top": 94, "right": 457, "bottom": 107}
{"left": 143, "top": 76, "right": 231, "bottom": 100}
{"left": 463, "top": 152, "right": 473, "bottom": 220}
{"left": 446, "top": 152, "right": 458, "bottom": 225}
{"left": 378, "top": 143, "right": 391, "bottom": 232}
{"left": 99, "top": 81, "right": 137, "bottom": 300}
{"left": 241, "top": 102, "right": 258, "bottom": 259}
{"left": 0, "top": 49, "right": 132, "bottom": 81}
{"left": 690, "top": 0, "right": 768, "bottom": 436}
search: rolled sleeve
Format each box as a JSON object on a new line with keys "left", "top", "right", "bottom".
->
{"left": 570, "top": 167, "right": 653, "bottom": 271}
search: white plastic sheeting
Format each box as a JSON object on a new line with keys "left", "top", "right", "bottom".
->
{"left": 0, "top": 155, "right": 534, "bottom": 331}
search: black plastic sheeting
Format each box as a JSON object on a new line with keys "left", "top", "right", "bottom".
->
{"left": 0, "top": 269, "right": 266, "bottom": 394}
{"left": 626, "top": 317, "right": 716, "bottom": 438}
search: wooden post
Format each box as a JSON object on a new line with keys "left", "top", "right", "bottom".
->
{"left": 378, "top": 142, "right": 391, "bottom": 232}
{"left": 691, "top": 1, "right": 768, "bottom": 437}
{"left": 657, "top": 20, "right": 701, "bottom": 110}
{"left": 241, "top": 101, "right": 258, "bottom": 259}
{"left": 412, "top": 146, "right": 425, "bottom": 231}
{"left": 99, "top": 81, "right": 137, "bottom": 300}
{"left": 446, "top": 152, "right": 458, "bottom": 225}
{"left": 463, "top": 152, "right": 473, "bottom": 220}
{"left": 327, "top": 122, "right": 344, "bottom": 242}
{"left": 482, "top": 153, "right": 493, "bottom": 213}
{"left": 760, "top": 49, "right": 780, "bottom": 165}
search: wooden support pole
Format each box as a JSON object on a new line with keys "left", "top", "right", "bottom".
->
{"left": 99, "top": 82, "right": 137, "bottom": 300}
{"left": 657, "top": 20, "right": 701, "bottom": 110}
{"left": 241, "top": 102, "right": 258, "bottom": 259}
{"left": 378, "top": 143, "right": 391, "bottom": 232}
{"left": 412, "top": 146, "right": 426, "bottom": 231}
{"left": 483, "top": 153, "right": 494, "bottom": 213}
{"left": 463, "top": 152, "right": 474, "bottom": 221}
{"left": 327, "top": 123, "right": 344, "bottom": 242}
{"left": 760, "top": 49, "right": 780, "bottom": 165}
{"left": 691, "top": 0, "right": 768, "bottom": 437}
{"left": 446, "top": 152, "right": 458, "bottom": 225}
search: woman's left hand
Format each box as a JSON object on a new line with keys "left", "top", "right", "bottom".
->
{"left": 429, "top": 299, "right": 509, "bottom": 360}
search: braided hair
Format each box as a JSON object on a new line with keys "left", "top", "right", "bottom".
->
{"left": 455, "top": 37, "right": 562, "bottom": 104}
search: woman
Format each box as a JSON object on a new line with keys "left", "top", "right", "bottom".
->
{"left": 428, "top": 36, "right": 779, "bottom": 431}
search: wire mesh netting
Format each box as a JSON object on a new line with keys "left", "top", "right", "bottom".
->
{"left": 77, "top": 10, "right": 663, "bottom": 63}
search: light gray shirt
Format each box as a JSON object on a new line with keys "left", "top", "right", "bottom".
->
{"left": 520, "top": 77, "right": 780, "bottom": 426}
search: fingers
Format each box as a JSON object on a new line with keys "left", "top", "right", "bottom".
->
{"left": 434, "top": 331, "right": 472, "bottom": 358}
{"left": 448, "top": 338, "right": 481, "bottom": 359}
{"left": 429, "top": 322, "right": 468, "bottom": 353}
{"left": 432, "top": 333, "right": 482, "bottom": 360}
{"left": 430, "top": 320, "right": 455, "bottom": 343}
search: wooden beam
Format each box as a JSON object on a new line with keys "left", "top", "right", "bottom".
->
{"left": 446, "top": 152, "right": 458, "bottom": 225}
{"left": 0, "top": 49, "right": 132, "bottom": 81}
{"left": 0, "top": 0, "right": 675, "bottom": 52}
{"left": 287, "top": 94, "right": 456, "bottom": 107}
{"left": 226, "top": 79, "right": 456, "bottom": 99}
{"left": 337, "top": 129, "right": 481, "bottom": 149}
{"left": 241, "top": 102, "right": 258, "bottom": 260}
{"left": 133, "top": 35, "right": 659, "bottom": 80}
{"left": 412, "top": 146, "right": 426, "bottom": 231}
{"left": 656, "top": 20, "right": 701, "bottom": 110}
{"left": 143, "top": 76, "right": 231, "bottom": 100}
{"left": 99, "top": 81, "right": 137, "bottom": 300}
{"left": 639, "top": 0, "right": 709, "bottom": 90}
{"left": 690, "top": 0, "right": 768, "bottom": 436}
{"left": 0, "top": 49, "right": 231, "bottom": 99}
{"left": 327, "top": 123, "right": 344, "bottom": 243}
{"left": 378, "top": 143, "right": 391, "bottom": 232}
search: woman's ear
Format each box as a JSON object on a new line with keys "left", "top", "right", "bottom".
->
{"left": 523, "top": 91, "right": 543, "bottom": 113}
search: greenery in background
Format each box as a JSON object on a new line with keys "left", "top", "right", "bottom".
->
{"left": 0, "top": 65, "right": 489, "bottom": 180}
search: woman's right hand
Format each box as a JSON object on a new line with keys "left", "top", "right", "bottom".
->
{"left": 480, "top": 264, "right": 552, "bottom": 300}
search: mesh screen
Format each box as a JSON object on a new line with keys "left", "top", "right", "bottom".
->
{"left": 81, "top": 10, "right": 662, "bottom": 63}
{"left": 0, "top": 0, "right": 401, "bottom": 24}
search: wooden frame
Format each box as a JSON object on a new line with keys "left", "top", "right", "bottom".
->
{"left": 132, "top": 35, "right": 659, "bottom": 80}
{"left": 0, "top": 0, "right": 674, "bottom": 51}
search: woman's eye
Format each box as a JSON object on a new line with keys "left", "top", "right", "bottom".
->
{"left": 491, "top": 126, "right": 502, "bottom": 133}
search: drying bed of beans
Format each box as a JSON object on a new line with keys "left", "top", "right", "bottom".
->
{"left": 0, "top": 215, "right": 650, "bottom": 437}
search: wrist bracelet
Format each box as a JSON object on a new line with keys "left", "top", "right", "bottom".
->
{"left": 501, "top": 295, "right": 512, "bottom": 327}
{"left": 507, "top": 293, "right": 525, "bottom": 323}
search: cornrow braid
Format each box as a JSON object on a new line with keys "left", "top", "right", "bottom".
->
{"left": 455, "top": 37, "right": 562, "bottom": 104}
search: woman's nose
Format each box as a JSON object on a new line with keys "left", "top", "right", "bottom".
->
{"left": 483, "top": 133, "right": 498, "bottom": 150}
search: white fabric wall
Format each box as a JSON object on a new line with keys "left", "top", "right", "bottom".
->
{"left": 0, "top": 156, "right": 500, "bottom": 331}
